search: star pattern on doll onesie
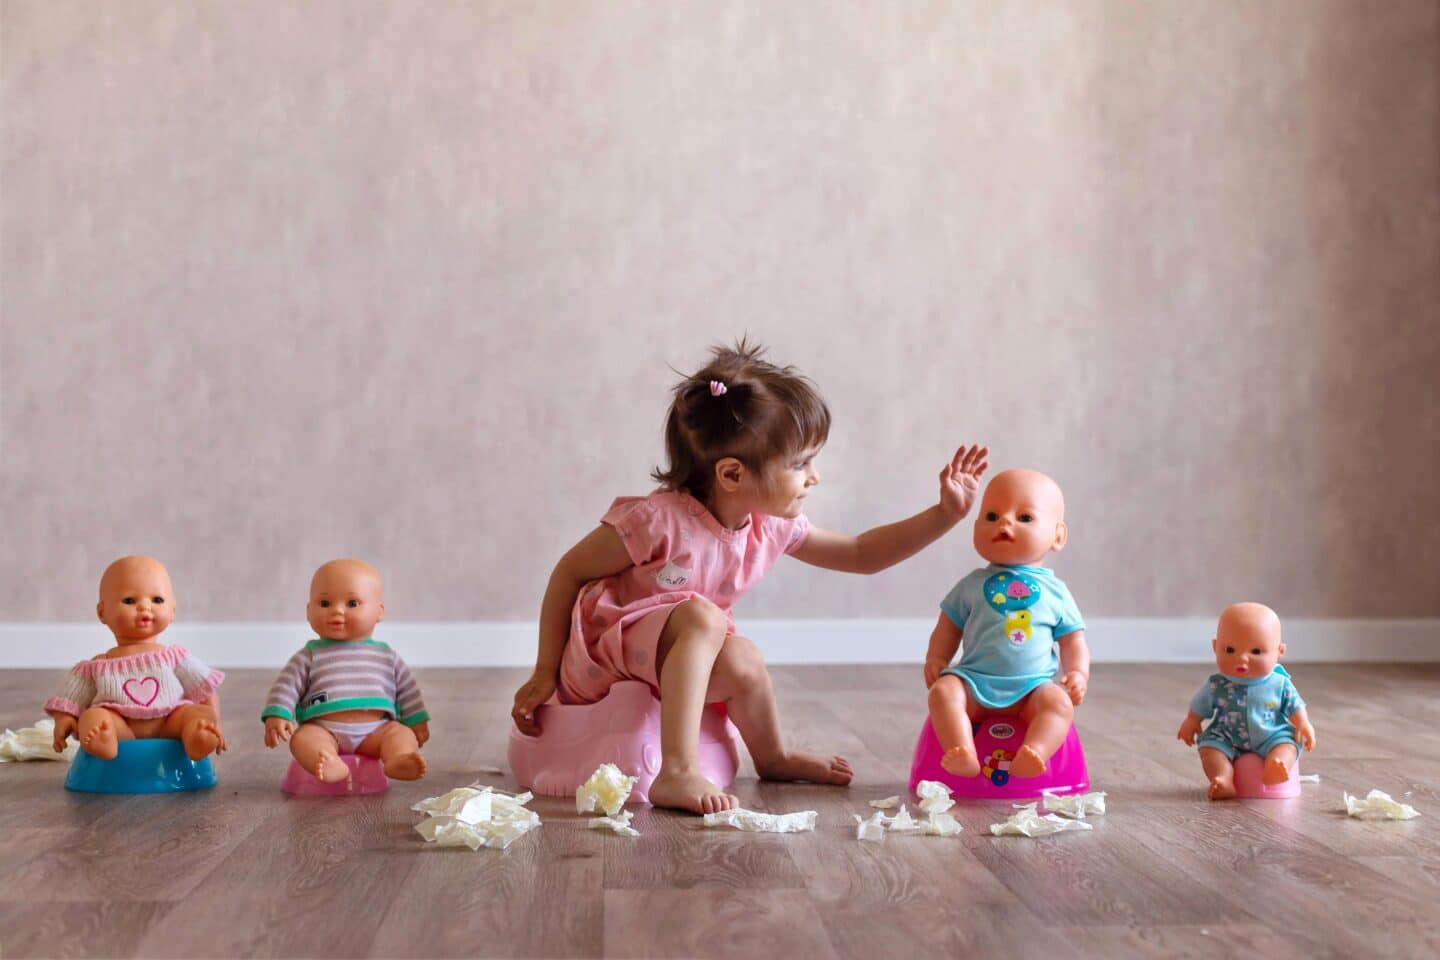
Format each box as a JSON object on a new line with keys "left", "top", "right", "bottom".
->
{"left": 982, "top": 571, "right": 1043, "bottom": 615}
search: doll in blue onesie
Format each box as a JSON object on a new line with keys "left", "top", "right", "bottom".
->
{"left": 924, "top": 468, "right": 1091, "bottom": 779}
{"left": 1177, "top": 602, "right": 1316, "bottom": 799}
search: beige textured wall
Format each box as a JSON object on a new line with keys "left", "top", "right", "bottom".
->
{"left": 3, "top": 1, "right": 1438, "bottom": 625}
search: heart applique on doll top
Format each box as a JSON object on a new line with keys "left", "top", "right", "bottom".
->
{"left": 123, "top": 676, "right": 160, "bottom": 707}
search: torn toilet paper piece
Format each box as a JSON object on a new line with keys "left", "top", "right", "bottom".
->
{"left": 412, "top": 784, "right": 542, "bottom": 850}
{"left": 990, "top": 803, "right": 1094, "bottom": 837}
{"left": 869, "top": 795, "right": 902, "bottom": 810}
{"left": 1344, "top": 789, "right": 1420, "bottom": 821}
{"left": 0, "top": 719, "right": 77, "bottom": 762}
{"left": 1298, "top": 774, "right": 1321, "bottom": 784}
{"left": 576, "top": 763, "right": 638, "bottom": 817}
{"left": 915, "top": 780, "right": 956, "bottom": 817}
{"left": 1041, "top": 789, "right": 1107, "bottom": 820}
{"left": 852, "top": 803, "right": 963, "bottom": 841}
{"left": 588, "top": 809, "right": 641, "bottom": 838}
{"left": 703, "top": 808, "right": 818, "bottom": 833}
{"left": 473, "top": 764, "right": 506, "bottom": 776}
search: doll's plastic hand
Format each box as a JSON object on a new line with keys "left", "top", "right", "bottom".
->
{"left": 52, "top": 714, "right": 77, "bottom": 753}
{"left": 511, "top": 670, "right": 558, "bottom": 736}
{"left": 923, "top": 657, "right": 947, "bottom": 688}
{"left": 1060, "top": 671, "right": 1087, "bottom": 705}
{"left": 263, "top": 716, "right": 294, "bottom": 748}
{"left": 1295, "top": 722, "right": 1316, "bottom": 751}
{"left": 412, "top": 721, "right": 431, "bottom": 747}
{"left": 1177, "top": 717, "right": 1202, "bottom": 746}
{"left": 939, "top": 444, "right": 989, "bottom": 521}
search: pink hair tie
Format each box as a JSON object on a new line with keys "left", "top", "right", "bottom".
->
{"left": 709, "top": 380, "right": 728, "bottom": 397}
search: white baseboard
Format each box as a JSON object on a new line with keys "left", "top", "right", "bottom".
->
{"left": 2, "top": 618, "right": 1437, "bottom": 669}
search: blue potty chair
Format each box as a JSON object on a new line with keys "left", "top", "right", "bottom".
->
{"left": 65, "top": 739, "right": 217, "bottom": 794}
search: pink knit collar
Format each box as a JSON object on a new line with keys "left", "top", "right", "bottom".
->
{"left": 74, "top": 645, "right": 188, "bottom": 677}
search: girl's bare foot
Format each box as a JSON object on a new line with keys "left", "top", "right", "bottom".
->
{"left": 81, "top": 718, "right": 119, "bottom": 760}
{"left": 1262, "top": 751, "right": 1296, "bottom": 785}
{"left": 648, "top": 768, "right": 738, "bottom": 815}
{"left": 383, "top": 750, "right": 427, "bottom": 781}
{"left": 181, "top": 719, "right": 224, "bottom": 761}
{"left": 755, "top": 750, "right": 853, "bottom": 785}
{"left": 940, "top": 745, "right": 980, "bottom": 777}
{"left": 1009, "top": 744, "right": 1048, "bottom": 778}
{"left": 312, "top": 751, "right": 350, "bottom": 783}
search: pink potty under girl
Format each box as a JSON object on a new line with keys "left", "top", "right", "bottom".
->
{"left": 281, "top": 754, "right": 389, "bottom": 796}
{"left": 909, "top": 714, "right": 1090, "bottom": 799}
{"left": 1231, "top": 752, "right": 1302, "bottom": 799}
{"left": 507, "top": 680, "right": 742, "bottom": 804}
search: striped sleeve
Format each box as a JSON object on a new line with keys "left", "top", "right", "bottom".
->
{"left": 262, "top": 648, "right": 311, "bottom": 723}
{"left": 393, "top": 652, "right": 429, "bottom": 726}
{"left": 43, "top": 664, "right": 96, "bottom": 717}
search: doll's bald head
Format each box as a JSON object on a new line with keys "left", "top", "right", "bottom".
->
{"left": 973, "top": 469, "right": 1067, "bottom": 566}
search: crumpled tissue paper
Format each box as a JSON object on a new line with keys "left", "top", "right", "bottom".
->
{"left": 703, "top": 808, "right": 818, "bottom": 833}
{"left": 0, "top": 719, "right": 77, "bottom": 762}
{"left": 576, "top": 763, "right": 638, "bottom": 817}
{"left": 1040, "top": 789, "right": 1107, "bottom": 820}
{"left": 916, "top": 779, "right": 956, "bottom": 817}
{"left": 853, "top": 782, "right": 964, "bottom": 841}
{"left": 1344, "top": 789, "right": 1420, "bottom": 821}
{"left": 587, "top": 809, "right": 641, "bottom": 838}
{"left": 412, "top": 784, "right": 542, "bottom": 849}
{"left": 869, "top": 795, "right": 902, "bottom": 810}
{"left": 1298, "top": 774, "right": 1321, "bottom": 784}
{"left": 990, "top": 802, "right": 1094, "bottom": 837}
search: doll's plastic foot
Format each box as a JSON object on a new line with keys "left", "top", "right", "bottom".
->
{"left": 383, "top": 749, "right": 427, "bottom": 781}
{"left": 181, "top": 719, "right": 223, "bottom": 761}
{"left": 755, "top": 750, "right": 853, "bottom": 786}
{"left": 312, "top": 751, "right": 351, "bottom": 783}
{"left": 1207, "top": 775, "right": 1237, "bottom": 800}
{"left": 648, "top": 767, "right": 738, "bottom": 815}
{"left": 81, "top": 718, "right": 119, "bottom": 760}
{"left": 1008, "top": 744, "right": 1048, "bottom": 778}
{"left": 939, "top": 745, "right": 981, "bottom": 778}
{"left": 1261, "top": 754, "right": 1293, "bottom": 786}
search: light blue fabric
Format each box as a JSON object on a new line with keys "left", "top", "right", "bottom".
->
{"left": 1190, "top": 664, "right": 1305, "bottom": 758}
{"left": 938, "top": 563, "right": 1085, "bottom": 708}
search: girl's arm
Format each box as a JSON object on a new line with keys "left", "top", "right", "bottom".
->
{"left": 790, "top": 444, "right": 987, "bottom": 574}
{"left": 923, "top": 613, "right": 963, "bottom": 687}
{"left": 511, "top": 524, "right": 636, "bottom": 734}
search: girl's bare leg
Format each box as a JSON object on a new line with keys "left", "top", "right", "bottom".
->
{"left": 649, "top": 599, "right": 738, "bottom": 815}
{"left": 928, "top": 675, "right": 985, "bottom": 776}
{"left": 1009, "top": 683, "right": 1075, "bottom": 778}
{"left": 288, "top": 722, "right": 348, "bottom": 783}
{"left": 705, "top": 634, "right": 851, "bottom": 785}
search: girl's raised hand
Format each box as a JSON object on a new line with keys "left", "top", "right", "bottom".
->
{"left": 939, "top": 444, "right": 989, "bottom": 520}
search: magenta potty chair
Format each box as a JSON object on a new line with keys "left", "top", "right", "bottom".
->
{"left": 508, "top": 680, "right": 741, "bottom": 804}
{"left": 909, "top": 714, "right": 1089, "bottom": 800}
{"left": 281, "top": 754, "right": 389, "bottom": 796}
{"left": 1231, "top": 752, "right": 1302, "bottom": 799}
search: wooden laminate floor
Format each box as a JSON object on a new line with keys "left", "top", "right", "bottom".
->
{"left": 2, "top": 664, "right": 1438, "bottom": 959}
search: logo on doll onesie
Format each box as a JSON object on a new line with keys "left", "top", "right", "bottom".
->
{"left": 984, "top": 570, "right": 1041, "bottom": 644}
{"left": 653, "top": 560, "right": 692, "bottom": 589}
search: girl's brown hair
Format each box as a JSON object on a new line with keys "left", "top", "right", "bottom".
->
{"left": 652, "top": 339, "right": 831, "bottom": 501}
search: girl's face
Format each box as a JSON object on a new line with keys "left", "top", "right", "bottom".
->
{"left": 758, "top": 448, "right": 821, "bottom": 517}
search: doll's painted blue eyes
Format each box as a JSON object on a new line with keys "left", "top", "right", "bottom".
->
{"left": 122, "top": 597, "right": 135, "bottom": 605}
{"left": 319, "top": 600, "right": 330, "bottom": 608}
{"left": 152, "top": 597, "right": 164, "bottom": 604}
{"left": 1225, "top": 645, "right": 1235, "bottom": 653}
{"left": 347, "top": 599, "right": 360, "bottom": 608}
{"left": 1019, "top": 514, "right": 1034, "bottom": 523}
{"left": 1251, "top": 648, "right": 1261, "bottom": 655}
{"left": 985, "top": 512, "right": 999, "bottom": 522}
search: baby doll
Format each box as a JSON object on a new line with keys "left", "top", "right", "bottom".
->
{"left": 44, "top": 555, "right": 226, "bottom": 760}
{"left": 262, "top": 559, "right": 430, "bottom": 782}
{"left": 924, "top": 469, "right": 1089, "bottom": 779}
{"left": 1176, "top": 602, "right": 1315, "bottom": 799}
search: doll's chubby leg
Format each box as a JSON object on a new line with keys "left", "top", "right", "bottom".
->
{"left": 288, "top": 722, "right": 350, "bottom": 783}
{"left": 1011, "top": 683, "right": 1075, "bottom": 778}
{"left": 77, "top": 706, "right": 132, "bottom": 760}
{"left": 1199, "top": 746, "right": 1237, "bottom": 800}
{"left": 928, "top": 675, "right": 985, "bottom": 777}
{"left": 158, "top": 703, "right": 225, "bottom": 760}
{"left": 705, "top": 633, "right": 852, "bottom": 786}
{"left": 1262, "top": 742, "right": 1298, "bottom": 786}
{"left": 359, "top": 721, "right": 426, "bottom": 781}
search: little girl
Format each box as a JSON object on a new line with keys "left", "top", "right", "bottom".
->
{"left": 511, "top": 341, "right": 987, "bottom": 814}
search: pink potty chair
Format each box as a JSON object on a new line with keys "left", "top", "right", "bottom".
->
{"left": 281, "top": 755, "right": 389, "bottom": 796}
{"left": 1232, "top": 752, "right": 1301, "bottom": 799}
{"left": 909, "top": 714, "right": 1090, "bottom": 799}
{"left": 507, "top": 680, "right": 742, "bottom": 804}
